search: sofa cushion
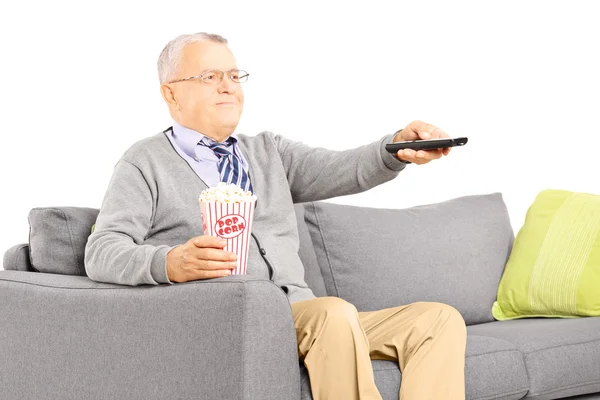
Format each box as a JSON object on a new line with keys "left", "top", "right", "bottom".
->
{"left": 303, "top": 193, "right": 514, "bottom": 325}
{"left": 299, "top": 333, "right": 529, "bottom": 400}
{"left": 493, "top": 189, "right": 600, "bottom": 320}
{"left": 469, "top": 316, "right": 600, "bottom": 399}
{"left": 28, "top": 207, "right": 99, "bottom": 276}
{"left": 294, "top": 203, "right": 328, "bottom": 297}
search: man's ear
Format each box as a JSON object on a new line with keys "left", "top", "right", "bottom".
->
{"left": 160, "top": 84, "right": 179, "bottom": 110}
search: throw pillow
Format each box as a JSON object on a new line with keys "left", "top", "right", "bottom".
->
{"left": 492, "top": 189, "right": 600, "bottom": 320}
{"left": 28, "top": 207, "right": 100, "bottom": 276}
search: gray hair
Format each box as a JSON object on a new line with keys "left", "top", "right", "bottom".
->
{"left": 157, "top": 32, "right": 228, "bottom": 84}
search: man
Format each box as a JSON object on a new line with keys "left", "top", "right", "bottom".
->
{"left": 84, "top": 32, "right": 467, "bottom": 400}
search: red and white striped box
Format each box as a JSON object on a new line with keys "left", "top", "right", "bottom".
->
{"left": 199, "top": 199, "right": 257, "bottom": 275}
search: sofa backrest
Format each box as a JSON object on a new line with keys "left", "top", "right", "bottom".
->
{"left": 297, "top": 193, "right": 515, "bottom": 325}
{"left": 293, "top": 204, "right": 328, "bottom": 297}
{"left": 5, "top": 192, "right": 514, "bottom": 326}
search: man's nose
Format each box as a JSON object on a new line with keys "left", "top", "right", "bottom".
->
{"left": 218, "top": 73, "right": 237, "bottom": 92}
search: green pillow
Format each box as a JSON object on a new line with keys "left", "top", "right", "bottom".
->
{"left": 91, "top": 223, "right": 95, "bottom": 234}
{"left": 492, "top": 189, "right": 600, "bottom": 320}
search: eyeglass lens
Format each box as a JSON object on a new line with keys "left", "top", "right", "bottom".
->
{"left": 203, "top": 70, "right": 248, "bottom": 84}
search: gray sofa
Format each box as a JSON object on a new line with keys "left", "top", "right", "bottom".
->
{"left": 2, "top": 192, "right": 600, "bottom": 400}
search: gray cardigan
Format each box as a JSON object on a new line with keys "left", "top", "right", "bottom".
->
{"left": 84, "top": 128, "right": 407, "bottom": 303}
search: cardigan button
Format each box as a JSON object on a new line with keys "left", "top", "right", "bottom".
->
{"left": 260, "top": 248, "right": 267, "bottom": 255}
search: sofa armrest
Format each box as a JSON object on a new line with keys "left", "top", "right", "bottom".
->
{"left": 3, "top": 243, "right": 34, "bottom": 271}
{"left": 0, "top": 271, "right": 301, "bottom": 400}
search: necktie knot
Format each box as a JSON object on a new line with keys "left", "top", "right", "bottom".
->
{"left": 197, "top": 135, "right": 253, "bottom": 194}
{"left": 199, "top": 136, "right": 235, "bottom": 153}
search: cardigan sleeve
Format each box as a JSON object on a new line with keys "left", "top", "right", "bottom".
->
{"left": 273, "top": 132, "right": 408, "bottom": 204}
{"left": 84, "top": 158, "right": 177, "bottom": 286}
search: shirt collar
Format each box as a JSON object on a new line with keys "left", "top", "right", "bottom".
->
{"left": 171, "top": 120, "right": 238, "bottom": 159}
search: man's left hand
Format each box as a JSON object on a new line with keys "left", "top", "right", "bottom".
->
{"left": 393, "top": 120, "right": 451, "bottom": 165}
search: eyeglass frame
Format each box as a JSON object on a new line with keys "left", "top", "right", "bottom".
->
{"left": 166, "top": 69, "right": 249, "bottom": 85}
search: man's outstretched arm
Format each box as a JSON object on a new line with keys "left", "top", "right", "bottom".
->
{"left": 274, "top": 131, "right": 407, "bottom": 204}
{"left": 273, "top": 121, "right": 449, "bottom": 204}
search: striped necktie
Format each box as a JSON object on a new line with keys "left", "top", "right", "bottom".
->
{"left": 198, "top": 136, "right": 254, "bottom": 194}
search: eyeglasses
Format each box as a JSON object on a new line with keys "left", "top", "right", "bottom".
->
{"left": 167, "top": 69, "right": 249, "bottom": 85}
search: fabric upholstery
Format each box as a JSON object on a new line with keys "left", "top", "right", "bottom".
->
{"left": 28, "top": 207, "right": 99, "bottom": 276}
{"left": 303, "top": 192, "right": 514, "bottom": 325}
{"left": 3, "top": 243, "right": 34, "bottom": 271}
{"left": 0, "top": 271, "right": 300, "bottom": 400}
{"left": 294, "top": 203, "right": 327, "bottom": 297}
{"left": 5, "top": 192, "right": 600, "bottom": 399}
{"left": 299, "top": 332, "right": 529, "bottom": 400}
{"left": 560, "top": 394, "right": 600, "bottom": 399}
{"left": 469, "top": 316, "right": 600, "bottom": 399}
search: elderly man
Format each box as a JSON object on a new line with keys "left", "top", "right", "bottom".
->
{"left": 84, "top": 32, "right": 467, "bottom": 400}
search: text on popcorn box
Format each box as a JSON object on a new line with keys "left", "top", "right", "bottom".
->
{"left": 215, "top": 214, "right": 247, "bottom": 239}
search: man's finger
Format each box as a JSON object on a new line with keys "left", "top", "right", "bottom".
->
{"left": 397, "top": 149, "right": 422, "bottom": 163}
{"left": 194, "top": 235, "right": 228, "bottom": 248}
{"left": 428, "top": 126, "right": 441, "bottom": 139}
{"left": 399, "top": 149, "right": 443, "bottom": 163}
{"left": 400, "top": 126, "right": 421, "bottom": 141}
{"left": 416, "top": 149, "right": 443, "bottom": 161}
{"left": 429, "top": 126, "right": 451, "bottom": 140}
{"left": 195, "top": 269, "right": 232, "bottom": 279}
{"left": 412, "top": 121, "right": 433, "bottom": 139}
{"left": 408, "top": 121, "right": 443, "bottom": 140}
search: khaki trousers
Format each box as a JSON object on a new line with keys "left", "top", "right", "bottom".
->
{"left": 291, "top": 296, "right": 467, "bottom": 400}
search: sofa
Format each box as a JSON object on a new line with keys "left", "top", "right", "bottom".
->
{"left": 2, "top": 192, "right": 600, "bottom": 400}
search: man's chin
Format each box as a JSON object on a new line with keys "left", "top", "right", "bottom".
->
{"left": 217, "top": 115, "right": 241, "bottom": 127}
{"left": 217, "top": 120, "right": 240, "bottom": 131}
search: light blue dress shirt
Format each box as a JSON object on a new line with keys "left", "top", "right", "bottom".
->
{"left": 166, "top": 121, "right": 250, "bottom": 188}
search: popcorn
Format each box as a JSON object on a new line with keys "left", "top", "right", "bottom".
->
{"left": 199, "top": 182, "right": 257, "bottom": 203}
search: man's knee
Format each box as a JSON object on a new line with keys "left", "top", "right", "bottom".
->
{"left": 431, "top": 302, "right": 466, "bottom": 332}
{"left": 305, "top": 296, "right": 359, "bottom": 321}
{"left": 414, "top": 301, "right": 466, "bottom": 332}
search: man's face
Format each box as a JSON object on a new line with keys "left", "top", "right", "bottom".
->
{"left": 162, "top": 41, "right": 244, "bottom": 139}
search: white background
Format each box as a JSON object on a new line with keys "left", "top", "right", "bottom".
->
{"left": 1, "top": 0, "right": 598, "bottom": 269}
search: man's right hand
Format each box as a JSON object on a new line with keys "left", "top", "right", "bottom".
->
{"left": 166, "top": 235, "right": 238, "bottom": 283}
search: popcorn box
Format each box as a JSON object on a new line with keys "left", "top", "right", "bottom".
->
{"left": 199, "top": 199, "right": 257, "bottom": 275}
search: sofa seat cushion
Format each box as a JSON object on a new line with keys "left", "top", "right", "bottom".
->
{"left": 468, "top": 317, "right": 600, "bottom": 399}
{"left": 303, "top": 193, "right": 514, "bottom": 325}
{"left": 299, "top": 360, "right": 402, "bottom": 400}
{"left": 299, "top": 334, "right": 529, "bottom": 400}
{"left": 465, "top": 334, "right": 529, "bottom": 400}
